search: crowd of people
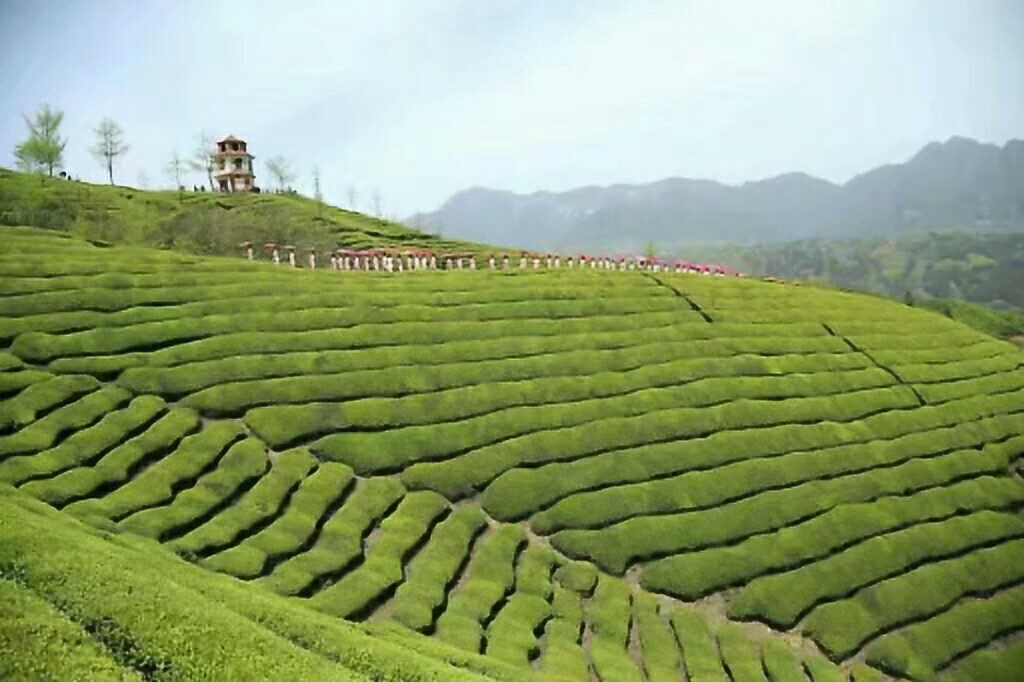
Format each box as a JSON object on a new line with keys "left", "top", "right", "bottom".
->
{"left": 240, "top": 242, "right": 742, "bottom": 276}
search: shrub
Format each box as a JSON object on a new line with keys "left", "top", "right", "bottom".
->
{"left": 0, "top": 394, "right": 164, "bottom": 485}
{"left": 391, "top": 505, "right": 488, "bottom": 632}
{"left": 203, "top": 462, "right": 355, "bottom": 579}
{"left": 0, "top": 386, "right": 132, "bottom": 459}
{"left": 309, "top": 490, "right": 450, "bottom": 619}
{"left": 259, "top": 477, "right": 406, "bottom": 597}
{"left": 117, "top": 437, "right": 268, "bottom": 540}
{"left": 170, "top": 448, "right": 318, "bottom": 557}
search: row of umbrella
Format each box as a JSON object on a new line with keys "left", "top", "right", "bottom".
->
{"left": 239, "top": 242, "right": 742, "bottom": 276}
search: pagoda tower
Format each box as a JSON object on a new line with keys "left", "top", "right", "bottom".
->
{"left": 213, "top": 135, "right": 256, "bottom": 192}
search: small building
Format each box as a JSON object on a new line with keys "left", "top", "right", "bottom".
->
{"left": 213, "top": 135, "right": 256, "bottom": 192}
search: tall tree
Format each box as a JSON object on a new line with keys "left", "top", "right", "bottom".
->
{"left": 14, "top": 104, "right": 67, "bottom": 176}
{"left": 165, "top": 150, "right": 186, "bottom": 189}
{"left": 346, "top": 185, "right": 357, "bottom": 210}
{"left": 189, "top": 131, "right": 215, "bottom": 190}
{"left": 312, "top": 165, "right": 323, "bottom": 217}
{"left": 136, "top": 169, "right": 150, "bottom": 189}
{"left": 266, "top": 155, "right": 296, "bottom": 192}
{"left": 90, "top": 118, "right": 130, "bottom": 185}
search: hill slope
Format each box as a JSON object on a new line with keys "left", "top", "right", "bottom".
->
{"left": 2, "top": 227, "right": 1024, "bottom": 681}
{"left": 0, "top": 167, "right": 486, "bottom": 258}
{"left": 409, "top": 137, "right": 1024, "bottom": 250}
{"left": 673, "top": 231, "right": 1024, "bottom": 313}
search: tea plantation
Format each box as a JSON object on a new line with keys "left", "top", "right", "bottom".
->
{"left": 2, "top": 226, "right": 1023, "bottom": 682}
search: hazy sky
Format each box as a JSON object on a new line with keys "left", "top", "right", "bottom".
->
{"left": 2, "top": 0, "right": 1022, "bottom": 217}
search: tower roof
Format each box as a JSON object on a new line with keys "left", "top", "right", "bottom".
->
{"left": 216, "top": 135, "right": 246, "bottom": 144}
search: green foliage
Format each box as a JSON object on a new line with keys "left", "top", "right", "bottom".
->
{"left": 642, "top": 475, "right": 1024, "bottom": 600}
{"left": 260, "top": 477, "right": 406, "bottom": 596}
{"left": 864, "top": 584, "right": 1024, "bottom": 679}
{"left": 669, "top": 609, "right": 730, "bottom": 682}
{"left": 117, "top": 437, "right": 268, "bottom": 541}
{"left": 170, "top": 448, "right": 318, "bottom": 557}
{"left": 310, "top": 491, "right": 450, "bottom": 619}
{"left": 731, "top": 508, "right": 1024, "bottom": 630}
{"left": 203, "top": 462, "right": 355, "bottom": 579}
{"left": 391, "top": 505, "right": 488, "bottom": 632}
{"left": 3, "top": 228, "right": 1024, "bottom": 681}
{"left": 0, "top": 168, "right": 485, "bottom": 256}
{"left": 436, "top": 525, "right": 525, "bottom": 653}
{"left": 553, "top": 441, "right": 1016, "bottom": 573}
{"left": 13, "top": 104, "right": 67, "bottom": 176}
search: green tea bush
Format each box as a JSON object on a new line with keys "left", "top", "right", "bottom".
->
{"left": 13, "top": 309, "right": 688, "bottom": 363}
{"left": 715, "top": 624, "right": 767, "bottom": 682}
{"left": 553, "top": 560, "right": 598, "bottom": 596}
{"left": 485, "top": 592, "right": 551, "bottom": 667}
{"left": 310, "top": 490, "right": 449, "bottom": 619}
{"left": 170, "top": 448, "right": 318, "bottom": 557}
{"left": 482, "top": 401, "right": 1024, "bottom": 523}
{"left": 669, "top": 609, "right": 730, "bottom": 682}
{"left": 760, "top": 639, "right": 806, "bottom": 682}
{"left": 642, "top": 475, "right": 1024, "bottom": 599}
{"left": 0, "top": 394, "right": 164, "bottom": 485}
{"left": 117, "top": 437, "right": 267, "bottom": 540}
{"left": 918, "top": 368, "right": 1024, "bottom": 404}
{"left": 529, "top": 418, "right": 1023, "bottom": 534}
{"left": 539, "top": 613, "right": 588, "bottom": 681}
{"left": 936, "top": 640, "right": 1024, "bottom": 682}
{"left": 403, "top": 386, "right": 920, "bottom": 500}
{"left": 802, "top": 537, "right": 1024, "bottom": 660}
{"left": 436, "top": 525, "right": 525, "bottom": 653}
{"left": 0, "top": 368, "right": 51, "bottom": 399}
{"left": 552, "top": 445, "right": 1013, "bottom": 573}
{"left": 260, "top": 477, "right": 406, "bottom": 597}
{"left": 730, "top": 508, "right": 1024, "bottom": 629}
{"left": 21, "top": 407, "right": 200, "bottom": 508}
{"left": 633, "top": 593, "right": 681, "bottom": 682}
{"left": 203, "top": 462, "right": 355, "bottom": 579}
{"left": 893, "top": 354, "right": 1022, "bottom": 384}
{"left": 194, "top": 348, "right": 871, "bottom": 421}
{"left": 872, "top": 339, "right": 1014, "bottom": 366}
{"left": 282, "top": 362, "right": 879, "bottom": 462}
{"left": 0, "top": 578, "right": 137, "bottom": 681}
{"left": 0, "top": 386, "right": 131, "bottom": 458}
{"left": 588, "top": 577, "right": 644, "bottom": 682}
{"left": 864, "top": 584, "right": 1024, "bottom": 679}
{"left": 0, "top": 374, "right": 99, "bottom": 432}
{"left": 63, "top": 421, "right": 245, "bottom": 528}
{"left": 391, "top": 505, "right": 488, "bottom": 632}
{"left": 0, "top": 352, "right": 25, "bottom": 371}
{"left": 118, "top": 333, "right": 850, "bottom": 398}
{"left": 801, "top": 657, "right": 846, "bottom": 682}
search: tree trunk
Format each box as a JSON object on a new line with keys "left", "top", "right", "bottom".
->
{"left": 207, "top": 168, "right": 214, "bottom": 191}
{"left": 108, "top": 160, "right": 114, "bottom": 185}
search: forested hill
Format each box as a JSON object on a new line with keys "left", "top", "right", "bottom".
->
{"left": 409, "top": 137, "right": 1024, "bottom": 251}
{"left": 0, "top": 167, "right": 484, "bottom": 257}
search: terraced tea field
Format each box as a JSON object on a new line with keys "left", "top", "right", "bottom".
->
{"left": 2, "top": 227, "right": 1023, "bottom": 681}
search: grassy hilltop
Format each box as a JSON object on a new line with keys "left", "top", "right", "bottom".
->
{"left": 1, "top": 221, "right": 1024, "bottom": 682}
{"left": 0, "top": 168, "right": 488, "bottom": 257}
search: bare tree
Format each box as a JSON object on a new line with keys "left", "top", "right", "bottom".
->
{"left": 372, "top": 188, "right": 382, "bottom": 218}
{"left": 346, "top": 184, "right": 357, "bottom": 210}
{"left": 14, "top": 104, "right": 67, "bottom": 176}
{"left": 136, "top": 168, "right": 150, "bottom": 189}
{"left": 266, "top": 155, "right": 296, "bottom": 192}
{"left": 312, "top": 165, "right": 323, "bottom": 217}
{"left": 90, "top": 118, "right": 129, "bottom": 185}
{"left": 189, "top": 131, "right": 215, "bottom": 191}
{"left": 165, "top": 150, "right": 186, "bottom": 189}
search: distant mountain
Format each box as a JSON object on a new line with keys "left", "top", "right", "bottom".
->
{"left": 408, "top": 137, "right": 1024, "bottom": 251}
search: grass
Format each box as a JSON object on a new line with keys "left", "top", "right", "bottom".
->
{"left": 2, "top": 225, "right": 1023, "bottom": 681}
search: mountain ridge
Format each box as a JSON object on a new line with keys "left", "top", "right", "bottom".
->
{"left": 409, "top": 137, "right": 1024, "bottom": 250}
